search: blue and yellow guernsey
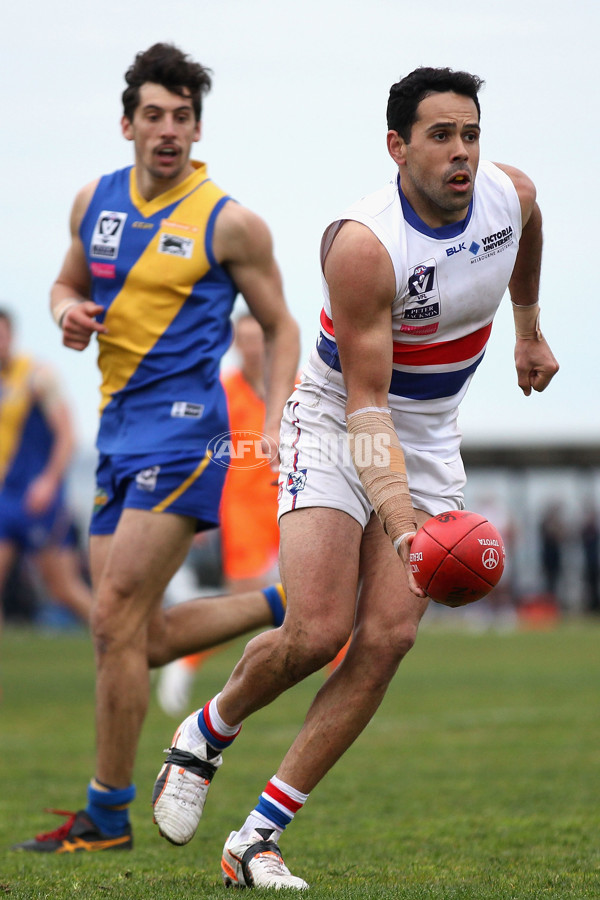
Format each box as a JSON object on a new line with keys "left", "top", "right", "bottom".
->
{"left": 0, "top": 356, "right": 55, "bottom": 493}
{"left": 79, "top": 161, "right": 238, "bottom": 455}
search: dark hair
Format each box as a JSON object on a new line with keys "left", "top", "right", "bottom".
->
{"left": 387, "top": 67, "right": 484, "bottom": 141}
{"left": 0, "top": 307, "right": 13, "bottom": 327}
{"left": 122, "top": 43, "right": 212, "bottom": 122}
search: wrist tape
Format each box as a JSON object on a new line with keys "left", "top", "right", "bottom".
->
{"left": 346, "top": 407, "right": 416, "bottom": 545}
{"left": 512, "top": 301, "right": 543, "bottom": 340}
{"left": 52, "top": 299, "right": 80, "bottom": 329}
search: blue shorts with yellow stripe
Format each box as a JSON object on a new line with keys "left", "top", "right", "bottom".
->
{"left": 90, "top": 450, "right": 228, "bottom": 536}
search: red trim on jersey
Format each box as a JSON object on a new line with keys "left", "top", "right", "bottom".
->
{"left": 320, "top": 308, "right": 335, "bottom": 336}
{"left": 392, "top": 322, "right": 493, "bottom": 365}
{"left": 319, "top": 308, "right": 492, "bottom": 367}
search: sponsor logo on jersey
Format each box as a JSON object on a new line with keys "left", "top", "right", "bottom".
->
{"left": 135, "top": 466, "right": 160, "bottom": 492}
{"left": 171, "top": 402, "right": 205, "bottom": 419}
{"left": 90, "top": 262, "right": 116, "bottom": 279}
{"left": 286, "top": 469, "right": 307, "bottom": 495}
{"left": 446, "top": 242, "right": 467, "bottom": 257}
{"left": 90, "top": 210, "right": 127, "bottom": 259}
{"left": 469, "top": 225, "right": 514, "bottom": 263}
{"left": 158, "top": 233, "right": 194, "bottom": 258}
{"left": 161, "top": 219, "right": 199, "bottom": 233}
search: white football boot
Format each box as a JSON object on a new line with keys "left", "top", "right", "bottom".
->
{"left": 152, "top": 710, "right": 222, "bottom": 845}
{"left": 221, "top": 828, "right": 309, "bottom": 890}
{"left": 156, "top": 660, "right": 195, "bottom": 717}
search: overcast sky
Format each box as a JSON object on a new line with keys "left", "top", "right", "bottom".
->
{"left": 2, "top": 0, "right": 597, "bottom": 451}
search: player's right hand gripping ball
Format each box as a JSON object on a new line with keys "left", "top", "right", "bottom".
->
{"left": 410, "top": 509, "right": 505, "bottom": 607}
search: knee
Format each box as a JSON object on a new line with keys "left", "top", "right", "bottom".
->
{"left": 279, "top": 619, "right": 351, "bottom": 680}
{"left": 392, "top": 621, "right": 419, "bottom": 660}
{"left": 90, "top": 583, "right": 143, "bottom": 658}
{"left": 353, "top": 620, "right": 419, "bottom": 683}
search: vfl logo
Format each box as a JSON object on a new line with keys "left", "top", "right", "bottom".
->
{"left": 91, "top": 210, "right": 127, "bottom": 259}
{"left": 159, "top": 233, "right": 194, "bottom": 258}
{"left": 403, "top": 259, "right": 440, "bottom": 334}
{"left": 482, "top": 547, "right": 501, "bottom": 570}
{"left": 408, "top": 263, "right": 436, "bottom": 300}
{"left": 286, "top": 470, "right": 307, "bottom": 496}
{"left": 135, "top": 466, "right": 160, "bottom": 492}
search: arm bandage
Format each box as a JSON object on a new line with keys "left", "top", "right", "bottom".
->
{"left": 52, "top": 298, "right": 81, "bottom": 329}
{"left": 512, "top": 301, "right": 543, "bottom": 340}
{"left": 346, "top": 407, "right": 416, "bottom": 549}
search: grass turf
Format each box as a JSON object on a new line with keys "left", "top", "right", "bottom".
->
{"left": 1, "top": 618, "right": 599, "bottom": 898}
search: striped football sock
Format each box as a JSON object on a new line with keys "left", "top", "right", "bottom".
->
{"left": 237, "top": 775, "right": 309, "bottom": 843}
{"left": 197, "top": 693, "right": 242, "bottom": 751}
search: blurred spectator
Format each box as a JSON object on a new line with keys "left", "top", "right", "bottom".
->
{"left": 0, "top": 308, "right": 92, "bottom": 633}
{"left": 580, "top": 503, "right": 599, "bottom": 615}
{"left": 538, "top": 502, "right": 567, "bottom": 606}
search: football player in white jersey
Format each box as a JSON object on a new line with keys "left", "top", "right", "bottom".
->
{"left": 153, "top": 67, "right": 558, "bottom": 889}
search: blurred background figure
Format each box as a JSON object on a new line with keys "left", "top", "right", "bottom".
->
{"left": 0, "top": 308, "right": 92, "bottom": 634}
{"left": 580, "top": 502, "right": 599, "bottom": 615}
{"left": 538, "top": 502, "right": 567, "bottom": 609}
{"left": 157, "top": 313, "right": 282, "bottom": 715}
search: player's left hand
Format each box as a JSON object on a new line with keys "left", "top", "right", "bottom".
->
{"left": 514, "top": 335, "right": 559, "bottom": 396}
{"left": 24, "top": 473, "right": 57, "bottom": 516}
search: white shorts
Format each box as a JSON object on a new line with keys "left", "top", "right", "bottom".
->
{"left": 277, "top": 375, "right": 466, "bottom": 527}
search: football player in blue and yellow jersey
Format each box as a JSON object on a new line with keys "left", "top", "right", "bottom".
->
{"left": 0, "top": 308, "right": 92, "bottom": 631}
{"left": 13, "top": 43, "right": 299, "bottom": 853}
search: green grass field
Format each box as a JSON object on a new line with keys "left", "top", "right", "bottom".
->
{"left": 1, "top": 619, "right": 599, "bottom": 899}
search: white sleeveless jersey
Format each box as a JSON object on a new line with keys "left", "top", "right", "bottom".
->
{"left": 304, "top": 160, "right": 522, "bottom": 453}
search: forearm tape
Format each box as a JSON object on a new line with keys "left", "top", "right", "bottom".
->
{"left": 346, "top": 407, "right": 416, "bottom": 544}
{"left": 512, "top": 301, "right": 543, "bottom": 340}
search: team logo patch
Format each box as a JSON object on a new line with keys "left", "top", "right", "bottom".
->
{"left": 286, "top": 470, "right": 307, "bottom": 496}
{"left": 135, "top": 466, "right": 160, "bottom": 492}
{"left": 93, "top": 488, "right": 109, "bottom": 513}
{"left": 158, "top": 233, "right": 194, "bottom": 258}
{"left": 90, "top": 210, "right": 127, "bottom": 259}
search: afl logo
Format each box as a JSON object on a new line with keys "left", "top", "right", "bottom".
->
{"left": 482, "top": 548, "right": 500, "bottom": 570}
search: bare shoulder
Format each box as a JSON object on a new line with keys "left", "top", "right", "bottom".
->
{"left": 324, "top": 220, "right": 394, "bottom": 297}
{"left": 492, "top": 162, "right": 537, "bottom": 222}
{"left": 69, "top": 178, "right": 101, "bottom": 235}
{"left": 213, "top": 199, "right": 274, "bottom": 265}
{"left": 30, "top": 360, "right": 63, "bottom": 404}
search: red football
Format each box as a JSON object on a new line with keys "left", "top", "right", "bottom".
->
{"left": 409, "top": 510, "right": 505, "bottom": 608}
